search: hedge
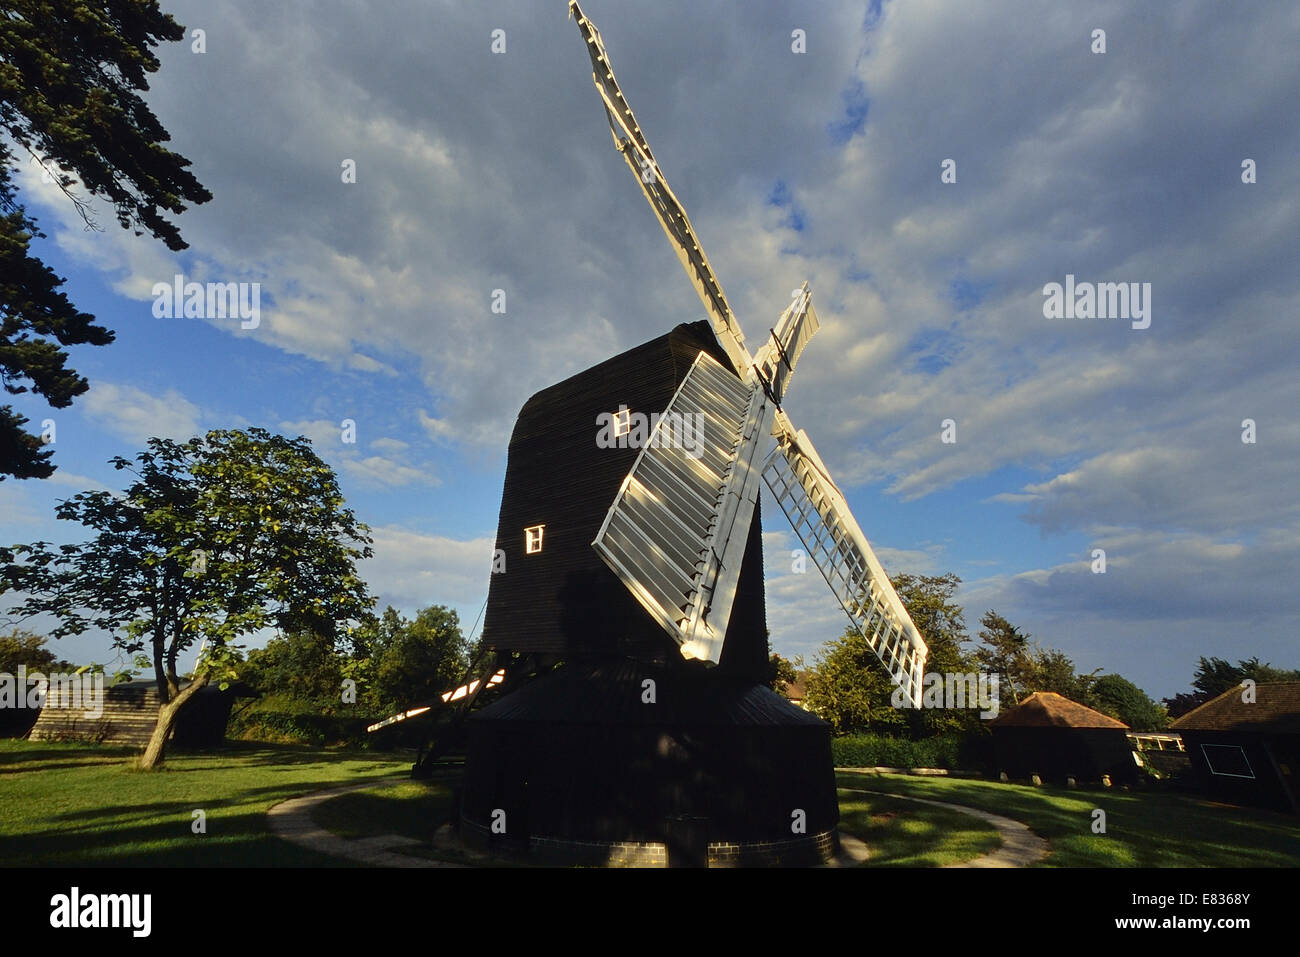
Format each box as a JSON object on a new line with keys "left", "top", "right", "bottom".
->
{"left": 831, "top": 732, "right": 993, "bottom": 771}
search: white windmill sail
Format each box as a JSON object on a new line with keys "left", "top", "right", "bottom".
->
{"left": 592, "top": 350, "right": 771, "bottom": 664}
{"left": 589, "top": 277, "right": 819, "bottom": 665}
{"left": 753, "top": 281, "right": 820, "bottom": 405}
{"left": 763, "top": 414, "right": 929, "bottom": 707}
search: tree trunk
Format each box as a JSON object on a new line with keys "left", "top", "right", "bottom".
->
{"left": 139, "top": 673, "right": 209, "bottom": 770}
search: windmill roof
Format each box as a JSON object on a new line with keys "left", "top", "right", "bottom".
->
{"left": 1170, "top": 682, "right": 1300, "bottom": 734}
{"left": 990, "top": 691, "right": 1128, "bottom": 729}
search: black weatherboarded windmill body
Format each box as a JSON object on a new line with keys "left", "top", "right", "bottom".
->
{"left": 454, "top": 2, "right": 932, "bottom": 866}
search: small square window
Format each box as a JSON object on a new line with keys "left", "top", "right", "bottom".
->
{"left": 525, "top": 524, "right": 545, "bottom": 554}
{"left": 613, "top": 407, "right": 631, "bottom": 437}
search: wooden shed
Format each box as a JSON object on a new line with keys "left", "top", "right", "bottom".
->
{"left": 990, "top": 691, "right": 1139, "bottom": 785}
{"left": 1170, "top": 681, "right": 1300, "bottom": 814}
{"left": 28, "top": 679, "right": 253, "bottom": 749}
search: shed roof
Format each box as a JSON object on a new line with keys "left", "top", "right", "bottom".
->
{"left": 1170, "top": 682, "right": 1300, "bottom": 734}
{"left": 989, "top": 691, "right": 1128, "bottom": 729}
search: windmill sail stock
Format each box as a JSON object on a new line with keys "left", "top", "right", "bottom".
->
{"left": 570, "top": 0, "right": 750, "bottom": 377}
{"left": 573, "top": 0, "right": 929, "bottom": 707}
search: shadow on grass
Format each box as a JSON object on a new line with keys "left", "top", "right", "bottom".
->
{"left": 3, "top": 807, "right": 353, "bottom": 867}
{"left": 837, "top": 790, "right": 1001, "bottom": 867}
{"left": 837, "top": 771, "right": 1300, "bottom": 867}
{"left": 310, "top": 781, "right": 457, "bottom": 843}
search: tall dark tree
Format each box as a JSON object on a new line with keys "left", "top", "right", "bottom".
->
{"left": 1166, "top": 655, "right": 1300, "bottom": 717}
{"left": 1022, "top": 646, "right": 1097, "bottom": 702}
{"left": 767, "top": 653, "right": 798, "bottom": 696}
{"left": 0, "top": 1, "right": 210, "bottom": 479}
{"left": 2, "top": 429, "right": 373, "bottom": 768}
{"left": 973, "top": 610, "right": 1032, "bottom": 705}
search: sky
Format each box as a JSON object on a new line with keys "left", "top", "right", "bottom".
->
{"left": 2, "top": 0, "right": 1297, "bottom": 700}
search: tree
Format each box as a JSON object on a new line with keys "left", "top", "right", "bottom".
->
{"left": 891, "top": 572, "right": 969, "bottom": 674}
{"left": 803, "top": 626, "right": 905, "bottom": 735}
{"left": 1165, "top": 655, "right": 1300, "bottom": 717}
{"left": 767, "top": 652, "right": 798, "bottom": 696}
{"left": 1021, "top": 646, "right": 1097, "bottom": 702}
{"left": 0, "top": 626, "right": 71, "bottom": 672}
{"left": 973, "top": 610, "right": 1032, "bottom": 705}
{"left": 973, "top": 610, "right": 1099, "bottom": 703}
{"left": 891, "top": 572, "right": 980, "bottom": 734}
{"left": 1192, "top": 656, "right": 1300, "bottom": 697}
{"left": 804, "top": 572, "right": 978, "bottom": 736}
{"left": 1087, "top": 674, "right": 1167, "bottom": 731}
{"left": 2, "top": 428, "right": 373, "bottom": 767}
{"left": 0, "top": 2, "right": 211, "bottom": 479}
{"left": 358, "top": 605, "right": 468, "bottom": 715}
{"left": 242, "top": 628, "right": 345, "bottom": 706}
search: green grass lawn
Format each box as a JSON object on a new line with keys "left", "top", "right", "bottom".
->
{"left": 0, "top": 739, "right": 409, "bottom": 866}
{"left": 836, "top": 789, "right": 1002, "bottom": 866}
{"left": 839, "top": 770, "right": 1300, "bottom": 867}
{"left": 9, "top": 738, "right": 1291, "bottom": 868}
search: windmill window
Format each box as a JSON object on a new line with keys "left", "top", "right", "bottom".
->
{"left": 613, "top": 407, "right": 631, "bottom": 437}
{"left": 525, "top": 525, "right": 545, "bottom": 554}
{"left": 1201, "top": 744, "right": 1254, "bottom": 779}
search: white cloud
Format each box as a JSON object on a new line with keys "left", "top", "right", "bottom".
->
{"left": 361, "top": 525, "right": 494, "bottom": 618}
{"left": 279, "top": 420, "right": 437, "bottom": 488}
{"left": 370, "top": 437, "right": 409, "bottom": 453}
{"left": 340, "top": 455, "right": 436, "bottom": 489}
{"left": 81, "top": 382, "right": 201, "bottom": 444}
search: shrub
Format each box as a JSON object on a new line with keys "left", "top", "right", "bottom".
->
{"left": 831, "top": 732, "right": 977, "bottom": 770}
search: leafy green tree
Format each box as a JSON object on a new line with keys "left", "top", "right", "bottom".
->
{"left": 1087, "top": 674, "right": 1168, "bottom": 731}
{"left": 805, "top": 572, "right": 979, "bottom": 736}
{"left": 1192, "top": 656, "right": 1300, "bottom": 697}
{"left": 1191, "top": 656, "right": 1249, "bottom": 698}
{"left": 1, "top": 428, "right": 373, "bottom": 767}
{"left": 0, "top": 627, "right": 71, "bottom": 672}
{"left": 0, "top": 154, "right": 115, "bottom": 479}
{"left": 767, "top": 652, "right": 798, "bottom": 695}
{"left": 891, "top": 572, "right": 980, "bottom": 735}
{"left": 0, "top": 1, "right": 210, "bottom": 479}
{"left": 1022, "top": 646, "right": 1097, "bottom": 702}
{"left": 355, "top": 605, "right": 468, "bottom": 716}
{"left": 891, "top": 573, "right": 969, "bottom": 675}
{"left": 242, "top": 629, "right": 345, "bottom": 706}
{"left": 803, "top": 626, "right": 905, "bottom": 735}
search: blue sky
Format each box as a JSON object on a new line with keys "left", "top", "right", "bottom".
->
{"left": 3, "top": 0, "right": 1298, "bottom": 700}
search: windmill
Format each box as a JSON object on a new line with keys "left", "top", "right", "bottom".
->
{"left": 570, "top": 0, "right": 928, "bottom": 705}
{"left": 445, "top": 1, "right": 930, "bottom": 867}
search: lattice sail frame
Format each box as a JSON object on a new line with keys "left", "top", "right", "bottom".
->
{"left": 763, "top": 417, "right": 929, "bottom": 708}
